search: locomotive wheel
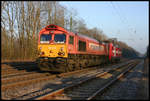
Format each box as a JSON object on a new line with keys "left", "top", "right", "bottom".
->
{"left": 67, "top": 63, "right": 74, "bottom": 72}
{"left": 74, "top": 63, "right": 80, "bottom": 70}
{"left": 79, "top": 63, "right": 83, "bottom": 70}
{"left": 65, "top": 66, "right": 71, "bottom": 72}
{"left": 81, "top": 61, "right": 87, "bottom": 69}
{"left": 37, "top": 63, "right": 42, "bottom": 70}
{"left": 64, "top": 64, "right": 71, "bottom": 72}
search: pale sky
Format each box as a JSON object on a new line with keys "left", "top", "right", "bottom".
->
{"left": 60, "top": 1, "right": 149, "bottom": 54}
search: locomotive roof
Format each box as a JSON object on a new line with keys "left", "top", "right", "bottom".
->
{"left": 42, "top": 24, "right": 104, "bottom": 44}
{"left": 77, "top": 33, "right": 99, "bottom": 43}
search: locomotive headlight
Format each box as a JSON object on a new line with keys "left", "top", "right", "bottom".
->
{"left": 39, "top": 47, "right": 42, "bottom": 50}
{"left": 38, "top": 47, "right": 42, "bottom": 55}
{"left": 58, "top": 51, "right": 65, "bottom": 56}
{"left": 40, "top": 51, "right": 45, "bottom": 55}
{"left": 58, "top": 47, "right": 65, "bottom": 56}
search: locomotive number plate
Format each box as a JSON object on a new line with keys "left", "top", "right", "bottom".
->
{"left": 48, "top": 47, "right": 56, "bottom": 50}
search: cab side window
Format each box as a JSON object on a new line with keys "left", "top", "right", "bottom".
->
{"left": 78, "top": 40, "right": 86, "bottom": 51}
{"left": 69, "top": 36, "right": 74, "bottom": 45}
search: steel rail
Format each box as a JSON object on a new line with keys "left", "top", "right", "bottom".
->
{"left": 1, "top": 67, "right": 97, "bottom": 92}
{"left": 87, "top": 62, "right": 138, "bottom": 100}
{"left": 35, "top": 60, "right": 137, "bottom": 100}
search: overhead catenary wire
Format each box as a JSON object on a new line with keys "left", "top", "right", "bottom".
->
{"left": 110, "top": 2, "right": 137, "bottom": 41}
{"left": 114, "top": 2, "right": 137, "bottom": 35}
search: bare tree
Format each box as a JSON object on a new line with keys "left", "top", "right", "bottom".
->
{"left": 1, "top": 1, "right": 137, "bottom": 61}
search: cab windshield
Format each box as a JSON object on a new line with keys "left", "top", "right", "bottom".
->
{"left": 40, "top": 34, "right": 51, "bottom": 43}
{"left": 54, "top": 34, "right": 66, "bottom": 43}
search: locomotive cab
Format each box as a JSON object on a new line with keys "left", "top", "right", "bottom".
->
{"left": 38, "top": 33, "right": 68, "bottom": 58}
{"left": 38, "top": 24, "right": 70, "bottom": 57}
{"left": 37, "top": 25, "right": 70, "bottom": 72}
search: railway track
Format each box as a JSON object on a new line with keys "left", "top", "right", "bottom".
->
{"left": 2, "top": 72, "right": 52, "bottom": 85}
{"left": 1, "top": 59, "right": 135, "bottom": 100}
{"left": 1, "top": 67, "right": 98, "bottom": 92}
{"left": 94, "top": 60, "right": 146, "bottom": 100}
{"left": 2, "top": 69, "right": 28, "bottom": 76}
{"left": 2, "top": 63, "right": 43, "bottom": 77}
{"left": 1, "top": 63, "right": 43, "bottom": 80}
{"left": 1, "top": 62, "right": 36, "bottom": 70}
{"left": 2, "top": 67, "right": 102, "bottom": 100}
{"left": 1, "top": 59, "right": 132, "bottom": 91}
{"left": 2, "top": 59, "right": 137, "bottom": 100}
{"left": 1, "top": 58, "right": 128, "bottom": 78}
{"left": 2, "top": 72, "right": 38, "bottom": 79}
{"left": 1, "top": 59, "right": 130, "bottom": 84}
{"left": 34, "top": 60, "right": 139, "bottom": 100}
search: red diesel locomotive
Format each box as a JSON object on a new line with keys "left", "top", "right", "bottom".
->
{"left": 36, "top": 24, "right": 122, "bottom": 72}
